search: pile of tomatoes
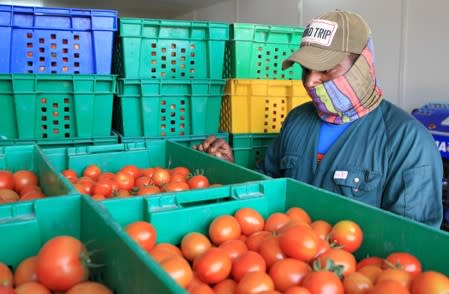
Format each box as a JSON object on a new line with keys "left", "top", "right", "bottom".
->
{"left": 0, "top": 170, "right": 45, "bottom": 204}
{"left": 0, "top": 236, "right": 112, "bottom": 294}
{"left": 124, "top": 207, "right": 449, "bottom": 294}
{"left": 62, "top": 164, "right": 214, "bottom": 201}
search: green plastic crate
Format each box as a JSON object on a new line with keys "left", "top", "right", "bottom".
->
{"left": 0, "top": 74, "right": 116, "bottom": 141}
{"left": 98, "top": 178, "right": 449, "bottom": 293}
{"left": 43, "top": 140, "right": 268, "bottom": 191}
{"left": 113, "top": 18, "right": 229, "bottom": 79}
{"left": 0, "top": 133, "right": 118, "bottom": 147}
{"left": 117, "top": 131, "right": 229, "bottom": 147}
{"left": 230, "top": 133, "right": 278, "bottom": 169}
{"left": 0, "top": 144, "right": 74, "bottom": 200}
{"left": 224, "top": 23, "right": 304, "bottom": 80}
{"left": 114, "top": 79, "right": 225, "bottom": 137}
{"left": 0, "top": 195, "right": 176, "bottom": 293}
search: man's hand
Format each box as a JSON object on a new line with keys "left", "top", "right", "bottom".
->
{"left": 192, "top": 135, "right": 234, "bottom": 163}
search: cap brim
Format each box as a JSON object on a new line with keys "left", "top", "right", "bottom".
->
{"left": 283, "top": 46, "right": 349, "bottom": 72}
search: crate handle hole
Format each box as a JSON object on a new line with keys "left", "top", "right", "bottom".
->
{"left": 27, "top": 32, "right": 33, "bottom": 38}
{"left": 74, "top": 35, "right": 79, "bottom": 40}
{"left": 65, "top": 124, "right": 70, "bottom": 129}
{"left": 42, "top": 125, "right": 47, "bottom": 130}
{"left": 27, "top": 42, "right": 32, "bottom": 48}
{"left": 53, "top": 129, "right": 59, "bottom": 134}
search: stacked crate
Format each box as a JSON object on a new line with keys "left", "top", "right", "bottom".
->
{"left": 112, "top": 18, "right": 229, "bottom": 146}
{"left": 221, "top": 23, "right": 309, "bottom": 169}
{"left": 0, "top": 4, "right": 118, "bottom": 146}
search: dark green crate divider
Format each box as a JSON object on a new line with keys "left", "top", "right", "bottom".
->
{"left": 230, "top": 133, "right": 278, "bottom": 169}
{"left": 117, "top": 131, "right": 229, "bottom": 147}
{"left": 223, "top": 23, "right": 304, "bottom": 80}
{"left": 114, "top": 79, "right": 225, "bottom": 137}
{"left": 44, "top": 141, "right": 268, "bottom": 189}
{"left": 0, "top": 74, "right": 116, "bottom": 141}
{"left": 0, "top": 133, "right": 118, "bottom": 147}
{"left": 99, "top": 178, "right": 449, "bottom": 294}
{"left": 0, "top": 144, "right": 75, "bottom": 198}
{"left": 113, "top": 18, "right": 229, "bottom": 79}
{"left": 0, "top": 195, "right": 178, "bottom": 293}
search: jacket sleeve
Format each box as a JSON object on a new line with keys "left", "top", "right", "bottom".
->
{"left": 255, "top": 134, "right": 282, "bottom": 178}
{"left": 382, "top": 120, "right": 443, "bottom": 228}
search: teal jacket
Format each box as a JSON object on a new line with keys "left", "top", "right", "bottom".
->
{"left": 258, "top": 100, "right": 443, "bottom": 228}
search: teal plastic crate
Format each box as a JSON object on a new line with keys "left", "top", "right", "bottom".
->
{"left": 43, "top": 140, "right": 268, "bottom": 192}
{"left": 98, "top": 178, "right": 449, "bottom": 293}
{"left": 224, "top": 23, "right": 304, "bottom": 80}
{"left": 0, "top": 74, "right": 116, "bottom": 141}
{"left": 113, "top": 18, "right": 229, "bottom": 79}
{"left": 0, "top": 133, "right": 118, "bottom": 147}
{"left": 116, "top": 131, "right": 229, "bottom": 147}
{"left": 0, "top": 195, "right": 176, "bottom": 293}
{"left": 114, "top": 79, "right": 225, "bottom": 137}
{"left": 230, "top": 133, "right": 278, "bottom": 169}
{"left": 0, "top": 144, "right": 74, "bottom": 200}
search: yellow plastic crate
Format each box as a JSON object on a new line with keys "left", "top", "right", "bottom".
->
{"left": 220, "top": 79, "right": 310, "bottom": 133}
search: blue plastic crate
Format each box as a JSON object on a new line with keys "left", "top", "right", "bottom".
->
{"left": 0, "top": 4, "right": 117, "bottom": 74}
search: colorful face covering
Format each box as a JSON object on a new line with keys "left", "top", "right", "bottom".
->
{"left": 305, "top": 38, "right": 383, "bottom": 124}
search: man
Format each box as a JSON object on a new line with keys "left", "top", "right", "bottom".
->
{"left": 194, "top": 10, "right": 443, "bottom": 228}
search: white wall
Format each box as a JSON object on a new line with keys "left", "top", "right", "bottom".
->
{"left": 190, "top": 0, "right": 449, "bottom": 112}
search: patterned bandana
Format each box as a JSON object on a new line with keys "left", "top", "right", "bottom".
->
{"left": 305, "top": 38, "right": 383, "bottom": 124}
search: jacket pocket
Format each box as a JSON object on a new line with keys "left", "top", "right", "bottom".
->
{"left": 332, "top": 166, "right": 383, "bottom": 206}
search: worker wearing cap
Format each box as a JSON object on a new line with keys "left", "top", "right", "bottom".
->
{"left": 194, "top": 10, "right": 443, "bottom": 228}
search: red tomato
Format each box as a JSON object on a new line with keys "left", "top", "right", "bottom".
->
{"left": 234, "top": 208, "right": 265, "bottom": 236}
{"left": 120, "top": 165, "right": 142, "bottom": 180}
{"left": 278, "top": 225, "right": 319, "bottom": 262}
{"left": 343, "top": 272, "right": 373, "bottom": 294}
{"left": 134, "top": 176, "right": 152, "bottom": 188}
{"left": 269, "top": 258, "right": 311, "bottom": 292}
{"left": 356, "top": 256, "right": 383, "bottom": 270}
{"left": 410, "top": 271, "right": 449, "bottom": 294}
{"left": 367, "top": 280, "right": 409, "bottom": 294}
{"left": 310, "top": 220, "right": 332, "bottom": 240}
{"left": 152, "top": 243, "right": 182, "bottom": 257}
{"left": 246, "top": 230, "right": 272, "bottom": 252}
{"left": 209, "top": 215, "right": 241, "bottom": 245}
{"left": 136, "top": 185, "right": 161, "bottom": 195}
{"left": 162, "top": 181, "right": 190, "bottom": 192}
{"left": 286, "top": 207, "right": 312, "bottom": 225}
{"left": 232, "top": 250, "right": 267, "bottom": 282}
{"left": 186, "top": 276, "right": 214, "bottom": 294}
{"left": 258, "top": 236, "right": 285, "bottom": 268}
{"left": 235, "top": 271, "right": 274, "bottom": 294}
{"left": 0, "top": 170, "right": 14, "bottom": 190}
{"left": 114, "top": 171, "right": 135, "bottom": 191}
{"left": 20, "top": 190, "right": 45, "bottom": 201}
{"left": 188, "top": 175, "right": 209, "bottom": 189}
{"left": 171, "top": 167, "right": 190, "bottom": 178}
{"left": 328, "top": 220, "right": 363, "bottom": 253}
{"left": 160, "top": 255, "right": 193, "bottom": 289}
{"left": 141, "top": 168, "right": 155, "bottom": 178}
{"left": 385, "top": 252, "right": 422, "bottom": 278}
{"left": 151, "top": 168, "right": 171, "bottom": 187}
{"left": 180, "top": 232, "right": 212, "bottom": 262}
{"left": 213, "top": 279, "right": 237, "bottom": 294}
{"left": 0, "top": 287, "right": 16, "bottom": 294}
{"left": 14, "top": 256, "right": 38, "bottom": 286}
{"left": 219, "top": 239, "right": 248, "bottom": 261}
{"left": 317, "top": 248, "right": 357, "bottom": 277}
{"left": 376, "top": 268, "right": 412, "bottom": 289}
{"left": 19, "top": 185, "right": 42, "bottom": 197}
{"left": 284, "top": 286, "right": 312, "bottom": 294}
{"left": 91, "top": 194, "right": 106, "bottom": 201}
{"left": 0, "top": 262, "right": 13, "bottom": 288}
{"left": 65, "top": 281, "right": 112, "bottom": 294}
{"left": 82, "top": 165, "right": 101, "bottom": 181}
{"left": 301, "top": 271, "right": 344, "bottom": 294}
{"left": 125, "top": 221, "right": 157, "bottom": 253}
{"left": 264, "top": 213, "right": 291, "bottom": 232}
{"left": 357, "top": 265, "right": 383, "bottom": 285}
{"left": 13, "top": 171, "right": 38, "bottom": 193}
{"left": 62, "top": 169, "right": 78, "bottom": 184}
{"left": 97, "top": 172, "right": 115, "bottom": 183}
{"left": 313, "top": 238, "right": 331, "bottom": 258}
{"left": 15, "top": 282, "right": 51, "bottom": 294}
{"left": 36, "top": 236, "right": 89, "bottom": 291}
{"left": 194, "top": 247, "right": 232, "bottom": 284}
{"left": 92, "top": 182, "right": 113, "bottom": 198}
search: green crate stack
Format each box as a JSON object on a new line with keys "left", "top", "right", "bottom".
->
{"left": 222, "top": 23, "right": 307, "bottom": 169}
{"left": 112, "top": 18, "right": 230, "bottom": 146}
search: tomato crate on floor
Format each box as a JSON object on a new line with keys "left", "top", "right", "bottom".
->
{"left": 113, "top": 18, "right": 229, "bottom": 79}
{"left": 114, "top": 78, "right": 225, "bottom": 137}
{"left": 116, "top": 131, "right": 229, "bottom": 147}
{"left": 0, "top": 195, "right": 177, "bottom": 293}
{"left": 223, "top": 23, "right": 304, "bottom": 80}
{"left": 0, "top": 4, "right": 117, "bottom": 74}
{"left": 220, "top": 79, "right": 310, "bottom": 133}
{"left": 0, "top": 74, "right": 116, "bottom": 142}
{"left": 0, "top": 144, "right": 75, "bottom": 203}
{"left": 230, "top": 133, "right": 278, "bottom": 169}
{"left": 43, "top": 140, "right": 268, "bottom": 195}
{"left": 97, "top": 178, "right": 449, "bottom": 294}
